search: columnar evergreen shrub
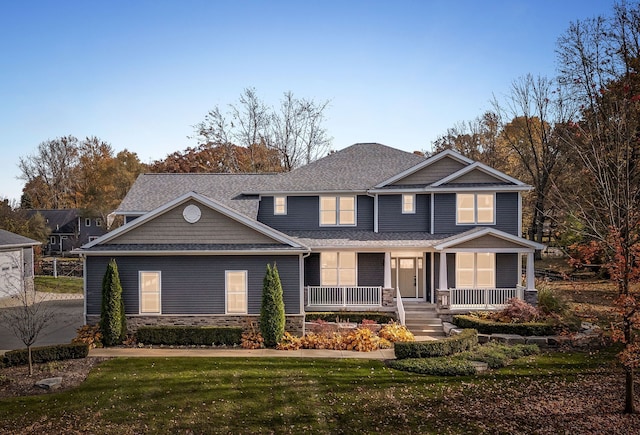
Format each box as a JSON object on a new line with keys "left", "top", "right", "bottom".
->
{"left": 260, "top": 263, "right": 285, "bottom": 347}
{"left": 100, "top": 259, "right": 126, "bottom": 346}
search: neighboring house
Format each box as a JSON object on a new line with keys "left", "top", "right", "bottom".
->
{"left": 27, "top": 209, "right": 107, "bottom": 255}
{"left": 0, "top": 229, "right": 40, "bottom": 298}
{"left": 76, "top": 143, "right": 544, "bottom": 334}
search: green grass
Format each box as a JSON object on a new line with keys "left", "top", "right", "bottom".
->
{"left": 0, "top": 350, "right": 619, "bottom": 434}
{"left": 35, "top": 276, "right": 83, "bottom": 294}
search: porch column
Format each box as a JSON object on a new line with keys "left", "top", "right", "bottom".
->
{"left": 526, "top": 251, "right": 535, "bottom": 290}
{"left": 384, "top": 252, "right": 392, "bottom": 289}
{"left": 438, "top": 251, "right": 448, "bottom": 290}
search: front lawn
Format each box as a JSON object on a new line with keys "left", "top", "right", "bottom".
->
{"left": 2, "top": 350, "right": 639, "bottom": 434}
{"left": 34, "top": 276, "right": 83, "bottom": 294}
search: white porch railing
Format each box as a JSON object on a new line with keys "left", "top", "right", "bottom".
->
{"left": 396, "top": 289, "right": 405, "bottom": 325}
{"left": 446, "top": 286, "right": 525, "bottom": 310}
{"left": 306, "top": 286, "right": 382, "bottom": 307}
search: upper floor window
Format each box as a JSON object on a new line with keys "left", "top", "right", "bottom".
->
{"left": 96, "top": 218, "right": 103, "bottom": 227}
{"left": 274, "top": 196, "right": 287, "bottom": 215}
{"left": 85, "top": 218, "right": 91, "bottom": 227}
{"left": 402, "top": 194, "right": 415, "bottom": 214}
{"left": 320, "top": 196, "right": 356, "bottom": 226}
{"left": 321, "top": 252, "right": 356, "bottom": 286}
{"left": 457, "top": 193, "right": 494, "bottom": 225}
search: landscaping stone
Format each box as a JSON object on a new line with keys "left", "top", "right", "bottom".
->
{"left": 525, "top": 336, "right": 549, "bottom": 347}
{"left": 490, "top": 334, "right": 526, "bottom": 345}
{"left": 442, "top": 322, "right": 456, "bottom": 335}
{"left": 469, "top": 361, "right": 489, "bottom": 373}
{"left": 477, "top": 333, "right": 490, "bottom": 344}
{"left": 35, "top": 377, "right": 62, "bottom": 390}
{"left": 450, "top": 328, "right": 463, "bottom": 335}
{"left": 547, "top": 335, "right": 569, "bottom": 347}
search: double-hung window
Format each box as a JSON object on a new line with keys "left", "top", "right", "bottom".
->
{"left": 402, "top": 194, "right": 415, "bottom": 214}
{"left": 320, "top": 252, "right": 356, "bottom": 286}
{"left": 226, "top": 270, "right": 247, "bottom": 314}
{"left": 455, "top": 253, "right": 495, "bottom": 288}
{"left": 457, "top": 193, "right": 495, "bottom": 224}
{"left": 140, "top": 271, "right": 161, "bottom": 314}
{"left": 274, "top": 196, "right": 287, "bottom": 215}
{"left": 320, "top": 196, "right": 356, "bottom": 226}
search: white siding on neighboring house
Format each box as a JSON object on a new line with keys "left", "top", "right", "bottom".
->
{"left": 0, "top": 250, "right": 23, "bottom": 297}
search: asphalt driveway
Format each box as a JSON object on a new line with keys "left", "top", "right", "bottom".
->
{"left": 0, "top": 294, "right": 84, "bottom": 353}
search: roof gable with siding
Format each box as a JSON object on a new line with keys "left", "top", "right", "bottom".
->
{"left": 391, "top": 156, "right": 467, "bottom": 186}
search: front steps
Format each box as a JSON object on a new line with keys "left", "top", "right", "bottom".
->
{"left": 402, "top": 301, "right": 445, "bottom": 339}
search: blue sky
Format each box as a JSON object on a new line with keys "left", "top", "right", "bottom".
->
{"left": 0, "top": 0, "right": 614, "bottom": 203}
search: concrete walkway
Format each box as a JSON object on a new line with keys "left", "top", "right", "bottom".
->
{"left": 89, "top": 347, "right": 396, "bottom": 360}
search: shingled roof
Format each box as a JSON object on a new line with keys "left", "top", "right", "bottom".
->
{"left": 115, "top": 173, "right": 276, "bottom": 219}
{"left": 116, "top": 143, "right": 426, "bottom": 217}
{"left": 255, "top": 143, "right": 425, "bottom": 193}
{"left": 0, "top": 229, "right": 40, "bottom": 248}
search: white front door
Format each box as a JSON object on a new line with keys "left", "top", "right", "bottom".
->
{"left": 392, "top": 257, "right": 424, "bottom": 300}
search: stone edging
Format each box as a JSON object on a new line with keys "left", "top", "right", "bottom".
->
{"left": 442, "top": 321, "right": 603, "bottom": 348}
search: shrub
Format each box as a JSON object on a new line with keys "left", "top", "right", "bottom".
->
{"left": 260, "top": 263, "right": 285, "bottom": 348}
{"left": 3, "top": 343, "right": 89, "bottom": 367}
{"left": 394, "top": 329, "right": 478, "bottom": 359}
{"left": 276, "top": 332, "right": 302, "bottom": 350}
{"left": 496, "top": 298, "right": 540, "bottom": 323}
{"left": 136, "top": 326, "right": 242, "bottom": 346}
{"left": 388, "top": 357, "right": 477, "bottom": 376}
{"left": 537, "top": 284, "right": 569, "bottom": 316}
{"left": 72, "top": 324, "right": 103, "bottom": 349}
{"left": 453, "top": 315, "right": 557, "bottom": 336}
{"left": 241, "top": 323, "right": 264, "bottom": 349}
{"left": 305, "top": 312, "right": 396, "bottom": 324}
{"left": 100, "top": 259, "right": 126, "bottom": 346}
{"left": 378, "top": 322, "right": 415, "bottom": 342}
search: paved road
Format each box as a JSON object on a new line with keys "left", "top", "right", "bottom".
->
{"left": 0, "top": 295, "right": 84, "bottom": 353}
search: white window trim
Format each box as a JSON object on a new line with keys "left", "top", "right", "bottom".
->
{"left": 50, "top": 236, "right": 56, "bottom": 244}
{"left": 455, "top": 253, "right": 495, "bottom": 288}
{"left": 96, "top": 218, "right": 103, "bottom": 227}
{"left": 88, "top": 236, "right": 99, "bottom": 242}
{"left": 320, "top": 252, "right": 357, "bottom": 286}
{"left": 139, "top": 271, "right": 161, "bottom": 314}
{"left": 319, "top": 195, "right": 357, "bottom": 227}
{"left": 456, "top": 193, "right": 496, "bottom": 225}
{"left": 274, "top": 196, "right": 287, "bottom": 215}
{"left": 402, "top": 194, "right": 416, "bottom": 214}
{"left": 85, "top": 218, "right": 91, "bottom": 227}
{"left": 225, "top": 270, "right": 248, "bottom": 314}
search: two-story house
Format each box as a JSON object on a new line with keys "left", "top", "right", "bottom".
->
{"left": 76, "top": 143, "right": 543, "bottom": 334}
{"left": 28, "top": 209, "right": 107, "bottom": 255}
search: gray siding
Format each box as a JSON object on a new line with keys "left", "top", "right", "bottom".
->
{"left": 357, "top": 253, "right": 384, "bottom": 286}
{"left": 258, "top": 195, "right": 373, "bottom": 231}
{"left": 446, "top": 169, "right": 508, "bottom": 184}
{"left": 392, "top": 157, "right": 466, "bottom": 186}
{"left": 455, "top": 234, "right": 526, "bottom": 249}
{"left": 378, "top": 194, "right": 430, "bottom": 232}
{"left": 496, "top": 253, "right": 519, "bottom": 288}
{"left": 433, "top": 192, "right": 519, "bottom": 235}
{"left": 86, "top": 255, "right": 301, "bottom": 316}
{"left": 113, "top": 200, "right": 277, "bottom": 245}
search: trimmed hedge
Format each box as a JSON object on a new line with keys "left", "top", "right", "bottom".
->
{"left": 305, "top": 312, "right": 396, "bottom": 324}
{"left": 453, "top": 315, "right": 557, "bottom": 336}
{"left": 394, "top": 329, "right": 478, "bottom": 359}
{"left": 136, "top": 326, "right": 243, "bottom": 346}
{"left": 388, "top": 357, "right": 477, "bottom": 376}
{"left": 3, "top": 343, "right": 89, "bottom": 367}
{"left": 457, "top": 342, "right": 540, "bottom": 369}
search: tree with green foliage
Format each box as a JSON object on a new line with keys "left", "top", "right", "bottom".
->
{"left": 100, "top": 259, "right": 126, "bottom": 346}
{"left": 259, "top": 263, "right": 285, "bottom": 348}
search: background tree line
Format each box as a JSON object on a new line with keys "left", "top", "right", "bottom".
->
{"left": 432, "top": 1, "right": 640, "bottom": 412}
{"left": 9, "top": 88, "right": 332, "bottom": 238}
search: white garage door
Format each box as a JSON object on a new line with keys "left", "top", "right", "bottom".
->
{"left": 0, "top": 250, "right": 23, "bottom": 297}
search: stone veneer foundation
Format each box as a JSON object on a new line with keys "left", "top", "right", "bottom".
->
{"left": 86, "top": 315, "right": 305, "bottom": 336}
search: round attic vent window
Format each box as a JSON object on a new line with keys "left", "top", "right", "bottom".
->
{"left": 183, "top": 204, "right": 201, "bottom": 223}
